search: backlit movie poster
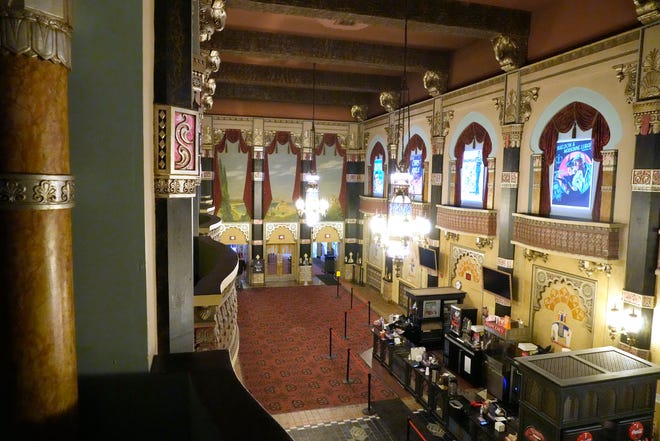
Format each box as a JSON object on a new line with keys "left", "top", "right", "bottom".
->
{"left": 460, "top": 146, "right": 484, "bottom": 207}
{"left": 408, "top": 151, "right": 423, "bottom": 201}
{"left": 552, "top": 139, "right": 593, "bottom": 209}
{"left": 373, "top": 156, "right": 384, "bottom": 198}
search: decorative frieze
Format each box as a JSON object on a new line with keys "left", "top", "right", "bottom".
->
{"left": 511, "top": 213, "right": 621, "bottom": 260}
{"left": 346, "top": 174, "right": 365, "bottom": 183}
{"left": 431, "top": 173, "right": 443, "bottom": 186}
{"left": 622, "top": 290, "right": 656, "bottom": 309}
{"left": 0, "top": 3, "right": 73, "bottom": 68}
{"left": 497, "top": 257, "right": 514, "bottom": 269}
{"left": 0, "top": 173, "right": 75, "bottom": 210}
{"left": 631, "top": 169, "right": 660, "bottom": 192}
{"left": 436, "top": 205, "right": 498, "bottom": 237}
{"left": 500, "top": 171, "right": 519, "bottom": 189}
{"left": 253, "top": 172, "right": 264, "bottom": 182}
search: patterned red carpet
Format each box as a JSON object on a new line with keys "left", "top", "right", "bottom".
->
{"left": 238, "top": 285, "right": 397, "bottom": 414}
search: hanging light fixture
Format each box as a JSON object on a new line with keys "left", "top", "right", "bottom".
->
{"left": 370, "top": 7, "right": 430, "bottom": 276}
{"left": 296, "top": 63, "right": 329, "bottom": 227}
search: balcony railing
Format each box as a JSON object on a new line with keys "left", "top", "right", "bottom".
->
{"left": 511, "top": 213, "right": 622, "bottom": 260}
{"left": 436, "top": 205, "right": 498, "bottom": 237}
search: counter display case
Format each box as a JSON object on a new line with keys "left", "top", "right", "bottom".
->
{"left": 516, "top": 346, "right": 660, "bottom": 441}
{"left": 404, "top": 287, "right": 467, "bottom": 349}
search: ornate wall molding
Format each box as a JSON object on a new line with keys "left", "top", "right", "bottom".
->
{"left": 631, "top": 168, "right": 660, "bottom": 192}
{"left": 154, "top": 105, "right": 201, "bottom": 198}
{"left": 511, "top": 213, "right": 622, "bottom": 260}
{"left": 311, "top": 221, "right": 344, "bottom": 240}
{"left": 0, "top": 3, "right": 73, "bottom": 68}
{"left": 449, "top": 245, "right": 484, "bottom": 283}
{"left": 346, "top": 173, "right": 365, "bottom": 183}
{"left": 613, "top": 62, "right": 637, "bottom": 104}
{"left": 639, "top": 47, "right": 660, "bottom": 100}
{"left": 500, "top": 171, "right": 519, "bottom": 189}
{"left": 0, "top": 173, "right": 75, "bottom": 210}
{"left": 437, "top": 205, "right": 498, "bottom": 237}
{"left": 532, "top": 266, "right": 596, "bottom": 333}
{"left": 264, "top": 222, "right": 298, "bottom": 241}
{"left": 622, "top": 289, "right": 656, "bottom": 309}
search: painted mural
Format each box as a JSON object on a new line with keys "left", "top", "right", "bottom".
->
{"left": 531, "top": 266, "right": 596, "bottom": 351}
{"left": 314, "top": 142, "right": 344, "bottom": 221}
{"left": 216, "top": 141, "right": 249, "bottom": 222}
{"left": 265, "top": 142, "right": 298, "bottom": 221}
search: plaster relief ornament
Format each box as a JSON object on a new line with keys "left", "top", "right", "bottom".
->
{"left": 491, "top": 34, "right": 526, "bottom": 72}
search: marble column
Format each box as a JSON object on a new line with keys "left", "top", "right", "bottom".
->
{"left": 0, "top": 2, "right": 78, "bottom": 438}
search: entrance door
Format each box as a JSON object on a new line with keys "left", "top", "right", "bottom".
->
{"left": 265, "top": 244, "right": 294, "bottom": 280}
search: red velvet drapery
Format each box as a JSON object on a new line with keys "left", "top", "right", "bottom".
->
{"left": 453, "top": 123, "right": 493, "bottom": 207}
{"left": 369, "top": 142, "right": 386, "bottom": 196}
{"left": 213, "top": 129, "right": 251, "bottom": 217}
{"left": 538, "top": 102, "right": 610, "bottom": 219}
{"left": 402, "top": 134, "right": 427, "bottom": 167}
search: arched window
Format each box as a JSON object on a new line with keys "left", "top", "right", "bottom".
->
{"left": 453, "top": 122, "right": 492, "bottom": 208}
{"left": 539, "top": 102, "right": 610, "bottom": 220}
{"left": 403, "top": 134, "right": 427, "bottom": 202}
{"left": 369, "top": 142, "right": 386, "bottom": 197}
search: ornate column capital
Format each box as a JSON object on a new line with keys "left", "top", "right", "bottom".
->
{"left": 0, "top": 1, "right": 73, "bottom": 68}
{"left": 635, "top": 0, "right": 660, "bottom": 24}
{"left": 423, "top": 70, "right": 448, "bottom": 97}
{"left": 491, "top": 34, "right": 527, "bottom": 72}
{"left": 633, "top": 98, "right": 660, "bottom": 135}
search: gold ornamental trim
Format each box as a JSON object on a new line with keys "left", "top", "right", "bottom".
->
{"left": 154, "top": 177, "right": 199, "bottom": 198}
{"left": 0, "top": 4, "right": 72, "bottom": 68}
{"left": 0, "top": 173, "right": 75, "bottom": 210}
{"left": 631, "top": 169, "right": 660, "bottom": 192}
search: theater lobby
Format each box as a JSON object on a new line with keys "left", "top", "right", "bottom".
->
{"left": 3, "top": 1, "right": 660, "bottom": 440}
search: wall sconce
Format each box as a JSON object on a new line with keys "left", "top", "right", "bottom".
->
{"left": 607, "top": 304, "right": 622, "bottom": 340}
{"left": 523, "top": 248, "right": 548, "bottom": 262}
{"left": 475, "top": 237, "right": 493, "bottom": 249}
{"left": 444, "top": 231, "right": 459, "bottom": 241}
{"left": 577, "top": 260, "right": 612, "bottom": 277}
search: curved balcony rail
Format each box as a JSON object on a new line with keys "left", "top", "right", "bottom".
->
{"left": 511, "top": 213, "right": 622, "bottom": 261}
{"left": 436, "top": 205, "right": 498, "bottom": 237}
{"left": 194, "top": 236, "right": 240, "bottom": 365}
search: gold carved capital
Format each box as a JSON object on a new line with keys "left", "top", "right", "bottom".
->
{"left": 639, "top": 48, "right": 660, "bottom": 100}
{"left": 0, "top": 2, "right": 73, "bottom": 68}
{"left": 379, "top": 91, "right": 400, "bottom": 113}
{"left": 351, "top": 104, "right": 367, "bottom": 122}
{"left": 635, "top": 0, "right": 660, "bottom": 24}
{"left": 491, "top": 34, "right": 527, "bottom": 72}
{"left": 423, "top": 70, "right": 448, "bottom": 97}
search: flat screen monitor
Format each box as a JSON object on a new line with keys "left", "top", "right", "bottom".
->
{"left": 482, "top": 266, "right": 512, "bottom": 301}
{"left": 418, "top": 246, "right": 438, "bottom": 271}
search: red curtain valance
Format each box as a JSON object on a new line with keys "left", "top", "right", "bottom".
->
{"left": 538, "top": 102, "right": 610, "bottom": 219}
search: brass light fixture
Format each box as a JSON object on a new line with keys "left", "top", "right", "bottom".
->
{"left": 295, "top": 63, "right": 329, "bottom": 227}
{"left": 370, "top": 8, "right": 430, "bottom": 277}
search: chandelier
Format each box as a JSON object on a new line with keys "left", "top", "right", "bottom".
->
{"left": 295, "top": 63, "right": 329, "bottom": 227}
{"left": 370, "top": 11, "right": 430, "bottom": 276}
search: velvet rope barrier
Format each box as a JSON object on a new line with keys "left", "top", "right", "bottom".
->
{"left": 407, "top": 417, "right": 429, "bottom": 441}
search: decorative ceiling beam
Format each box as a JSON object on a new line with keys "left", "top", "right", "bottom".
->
{"left": 213, "top": 62, "right": 402, "bottom": 93}
{"left": 227, "top": 0, "right": 531, "bottom": 38}
{"left": 213, "top": 82, "right": 372, "bottom": 106}
{"left": 204, "top": 29, "right": 450, "bottom": 73}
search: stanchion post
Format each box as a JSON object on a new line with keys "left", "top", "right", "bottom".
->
{"left": 343, "top": 311, "right": 348, "bottom": 340}
{"left": 335, "top": 270, "right": 341, "bottom": 299}
{"left": 342, "top": 347, "right": 354, "bottom": 384}
{"left": 327, "top": 327, "right": 335, "bottom": 360}
{"left": 367, "top": 301, "right": 371, "bottom": 326}
{"left": 350, "top": 287, "right": 354, "bottom": 309}
{"left": 362, "top": 373, "right": 375, "bottom": 415}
